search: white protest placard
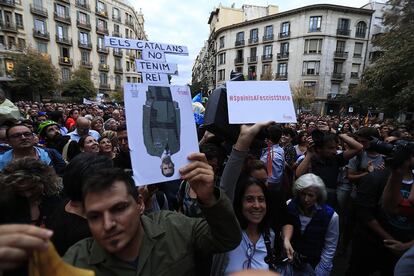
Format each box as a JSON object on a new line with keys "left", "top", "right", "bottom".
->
{"left": 142, "top": 49, "right": 166, "bottom": 62}
{"left": 142, "top": 72, "right": 169, "bottom": 85}
{"left": 123, "top": 83, "right": 199, "bottom": 185}
{"left": 136, "top": 59, "right": 178, "bottom": 75}
{"left": 226, "top": 81, "right": 297, "bottom": 124}
{"left": 105, "top": 36, "right": 189, "bottom": 55}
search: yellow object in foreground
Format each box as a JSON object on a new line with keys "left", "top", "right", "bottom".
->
{"left": 29, "top": 242, "right": 95, "bottom": 276}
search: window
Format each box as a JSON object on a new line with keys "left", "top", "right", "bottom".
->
{"left": 99, "top": 72, "right": 108, "bottom": 84}
{"left": 114, "top": 24, "right": 120, "bottom": 34}
{"left": 248, "top": 66, "right": 257, "bottom": 80}
{"left": 7, "top": 37, "right": 15, "bottom": 49}
{"left": 15, "top": 14, "right": 23, "bottom": 29}
{"left": 0, "top": 36, "right": 4, "bottom": 46}
{"left": 280, "top": 22, "right": 290, "bottom": 36}
{"left": 236, "top": 49, "right": 243, "bottom": 59}
{"left": 219, "top": 36, "right": 224, "bottom": 49}
{"left": 115, "top": 57, "right": 121, "bottom": 68}
{"left": 264, "top": 45, "right": 272, "bottom": 56}
{"left": 262, "top": 64, "right": 271, "bottom": 78}
{"left": 278, "top": 63, "right": 287, "bottom": 75}
{"left": 249, "top": 28, "right": 258, "bottom": 43}
{"left": 236, "top": 32, "right": 244, "bottom": 42}
{"left": 218, "top": 69, "right": 225, "bottom": 81}
{"left": 55, "top": 4, "right": 67, "bottom": 17}
{"left": 56, "top": 25, "right": 68, "bottom": 39}
{"left": 250, "top": 47, "right": 257, "bottom": 58}
{"left": 264, "top": 25, "right": 273, "bottom": 38}
{"left": 304, "top": 39, "right": 322, "bottom": 54}
{"left": 218, "top": 53, "right": 226, "bottom": 65}
{"left": 338, "top": 18, "right": 350, "bottom": 31}
{"left": 354, "top": 42, "right": 363, "bottom": 57}
{"left": 113, "top": 7, "right": 120, "bottom": 20}
{"left": 333, "top": 62, "right": 343, "bottom": 73}
{"left": 34, "top": 0, "right": 43, "bottom": 7}
{"left": 309, "top": 16, "right": 322, "bottom": 32}
{"left": 79, "top": 32, "right": 89, "bottom": 44}
{"left": 17, "top": 38, "right": 25, "bottom": 49}
{"left": 81, "top": 51, "right": 89, "bottom": 63}
{"left": 99, "top": 54, "right": 106, "bottom": 65}
{"left": 331, "top": 84, "right": 340, "bottom": 94}
{"left": 97, "top": 36, "right": 104, "bottom": 49}
{"left": 351, "top": 63, "right": 360, "bottom": 78}
{"left": 126, "top": 60, "right": 130, "bottom": 71}
{"left": 356, "top": 21, "right": 367, "bottom": 38}
{"left": 37, "top": 41, "right": 47, "bottom": 53}
{"left": 235, "top": 67, "right": 243, "bottom": 73}
{"left": 280, "top": 42, "right": 289, "bottom": 54}
{"left": 97, "top": 1, "right": 106, "bottom": 13}
{"left": 34, "top": 19, "right": 46, "bottom": 33}
{"left": 97, "top": 19, "right": 107, "bottom": 30}
{"left": 302, "top": 61, "right": 320, "bottom": 75}
{"left": 304, "top": 81, "right": 317, "bottom": 92}
{"left": 335, "top": 40, "right": 346, "bottom": 53}
{"left": 77, "top": 11, "right": 89, "bottom": 24}
{"left": 115, "top": 74, "right": 122, "bottom": 86}
{"left": 61, "top": 68, "right": 70, "bottom": 82}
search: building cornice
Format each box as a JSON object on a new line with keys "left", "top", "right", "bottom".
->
{"left": 211, "top": 4, "right": 374, "bottom": 39}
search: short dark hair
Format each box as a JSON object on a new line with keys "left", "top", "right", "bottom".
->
{"left": 63, "top": 153, "right": 113, "bottom": 201}
{"left": 6, "top": 123, "right": 31, "bottom": 138}
{"left": 117, "top": 123, "right": 127, "bottom": 132}
{"left": 268, "top": 124, "right": 283, "bottom": 144}
{"left": 355, "top": 127, "right": 380, "bottom": 139}
{"left": 282, "top": 127, "right": 296, "bottom": 139}
{"left": 82, "top": 168, "right": 138, "bottom": 205}
{"left": 245, "top": 159, "right": 267, "bottom": 176}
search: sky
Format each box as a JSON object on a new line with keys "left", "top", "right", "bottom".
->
{"left": 132, "top": 0, "right": 373, "bottom": 85}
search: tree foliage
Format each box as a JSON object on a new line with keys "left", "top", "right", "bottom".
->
{"left": 356, "top": 0, "right": 414, "bottom": 113}
{"left": 9, "top": 49, "right": 59, "bottom": 100}
{"left": 292, "top": 84, "right": 315, "bottom": 112}
{"left": 61, "top": 68, "right": 96, "bottom": 102}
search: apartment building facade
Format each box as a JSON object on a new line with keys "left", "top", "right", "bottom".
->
{"left": 195, "top": 4, "right": 374, "bottom": 113}
{"left": 0, "top": 0, "right": 146, "bottom": 99}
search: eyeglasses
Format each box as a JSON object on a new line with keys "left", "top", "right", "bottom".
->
{"left": 243, "top": 243, "right": 256, "bottom": 269}
{"left": 9, "top": 132, "right": 33, "bottom": 139}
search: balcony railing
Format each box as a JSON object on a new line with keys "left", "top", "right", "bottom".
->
{"left": 97, "top": 46, "right": 109, "bottom": 54}
{"left": 248, "top": 37, "right": 259, "bottom": 45}
{"left": 0, "top": 22, "right": 17, "bottom": 32}
{"left": 112, "top": 15, "right": 121, "bottom": 23}
{"left": 75, "top": 0, "right": 90, "bottom": 11}
{"left": 56, "top": 35, "right": 73, "bottom": 45}
{"left": 247, "top": 56, "right": 258, "bottom": 63}
{"left": 263, "top": 34, "right": 274, "bottom": 42}
{"left": 99, "top": 64, "right": 110, "bottom": 71}
{"left": 30, "top": 4, "right": 48, "bottom": 17}
{"left": 234, "top": 57, "right": 244, "bottom": 65}
{"left": 113, "top": 49, "right": 123, "bottom": 57}
{"left": 334, "top": 51, "right": 348, "bottom": 59}
{"left": 235, "top": 40, "right": 245, "bottom": 47}
{"left": 56, "top": 0, "right": 70, "bottom": 4}
{"left": 350, "top": 72, "right": 359, "bottom": 79}
{"left": 278, "top": 32, "right": 290, "bottom": 39}
{"left": 96, "top": 26, "right": 109, "bottom": 35}
{"left": 125, "top": 19, "right": 134, "bottom": 28}
{"left": 99, "top": 83, "right": 110, "bottom": 89}
{"left": 261, "top": 54, "right": 273, "bottom": 62}
{"left": 332, "top": 72, "right": 345, "bottom": 81}
{"left": 54, "top": 12, "right": 71, "bottom": 24}
{"left": 80, "top": 60, "right": 92, "bottom": 69}
{"left": 275, "top": 73, "right": 288, "bottom": 80}
{"left": 95, "top": 9, "right": 108, "bottom": 18}
{"left": 337, "top": 29, "right": 351, "bottom": 36}
{"left": 76, "top": 20, "right": 91, "bottom": 30}
{"left": 78, "top": 41, "right": 92, "bottom": 50}
{"left": 0, "top": 0, "right": 15, "bottom": 7}
{"left": 114, "top": 66, "right": 123, "bottom": 73}
{"left": 59, "top": 56, "right": 73, "bottom": 66}
{"left": 277, "top": 52, "right": 289, "bottom": 60}
{"left": 33, "top": 29, "right": 50, "bottom": 40}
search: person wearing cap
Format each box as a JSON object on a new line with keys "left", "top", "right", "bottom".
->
{"left": 38, "top": 120, "right": 80, "bottom": 162}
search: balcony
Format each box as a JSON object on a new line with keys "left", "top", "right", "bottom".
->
{"left": 78, "top": 41, "right": 92, "bottom": 50}
{"left": 350, "top": 72, "right": 359, "bottom": 79}
{"left": 80, "top": 60, "right": 92, "bottom": 69}
{"left": 248, "top": 37, "right": 259, "bottom": 45}
{"left": 96, "top": 26, "right": 109, "bottom": 35}
{"left": 56, "top": 35, "right": 72, "bottom": 45}
{"left": 95, "top": 9, "right": 108, "bottom": 18}
{"left": 113, "top": 49, "right": 123, "bottom": 57}
{"left": 247, "top": 56, "right": 257, "bottom": 63}
{"left": 30, "top": 5, "right": 48, "bottom": 17}
{"left": 99, "top": 64, "right": 110, "bottom": 71}
{"left": 97, "top": 46, "right": 109, "bottom": 54}
{"left": 0, "top": 22, "right": 17, "bottom": 33}
{"left": 263, "top": 34, "right": 274, "bottom": 42}
{"left": 56, "top": 0, "right": 70, "bottom": 4}
{"left": 234, "top": 57, "right": 244, "bottom": 65}
{"left": 76, "top": 20, "right": 91, "bottom": 30}
{"left": 261, "top": 54, "right": 273, "bottom": 62}
{"left": 114, "top": 66, "right": 123, "bottom": 73}
{"left": 125, "top": 19, "right": 134, "bottom": 28}
{"left": 275, "top": 73, "right": 288, "bottom": 80}
{"left": 277, "top": 52, "right": 289, "bottom": 60}
{"left": 59, "top": 56, "right": 73, "bottom": 66}
{"left": 333, "top": 51, "right": 348, "bottom": 59}
{"left": 112, "top": 31, "right": 122, "bottom": 37}
{"left": 33, "top": 29, "right": 50, "bottom": 40}
{"left": 112, "top": 15, "right": 121, "bottom": 23}
{"left": 54, "top": 12, "right": 71, "bottom": 25}
{"left": 337, "top": 29, "right": 351, "bottom": 36}
{"left": 331, "top": 72, "right": 345, "bottom": 81}
{"left": 0, "top": 0, "right": 15, "bottom": 7}
{"left": 75, "top": 0, "right": 90, "bottom": 11}
{"left": 235, "top": 40, "right": 245, "bottom": 47}
{"left": 99, "top": 83, "right": 110, "bottom": 90}
{"left": 278, "top": 32, "right": 290, "bottom": 39}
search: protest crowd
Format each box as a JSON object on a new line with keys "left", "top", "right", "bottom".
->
{"left": 0, "top": 88, "right": 413, "bottom": 276}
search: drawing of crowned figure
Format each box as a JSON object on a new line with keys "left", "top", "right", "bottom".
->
{"left": 143, "top": 86, "right": 181, "bottom": 177}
